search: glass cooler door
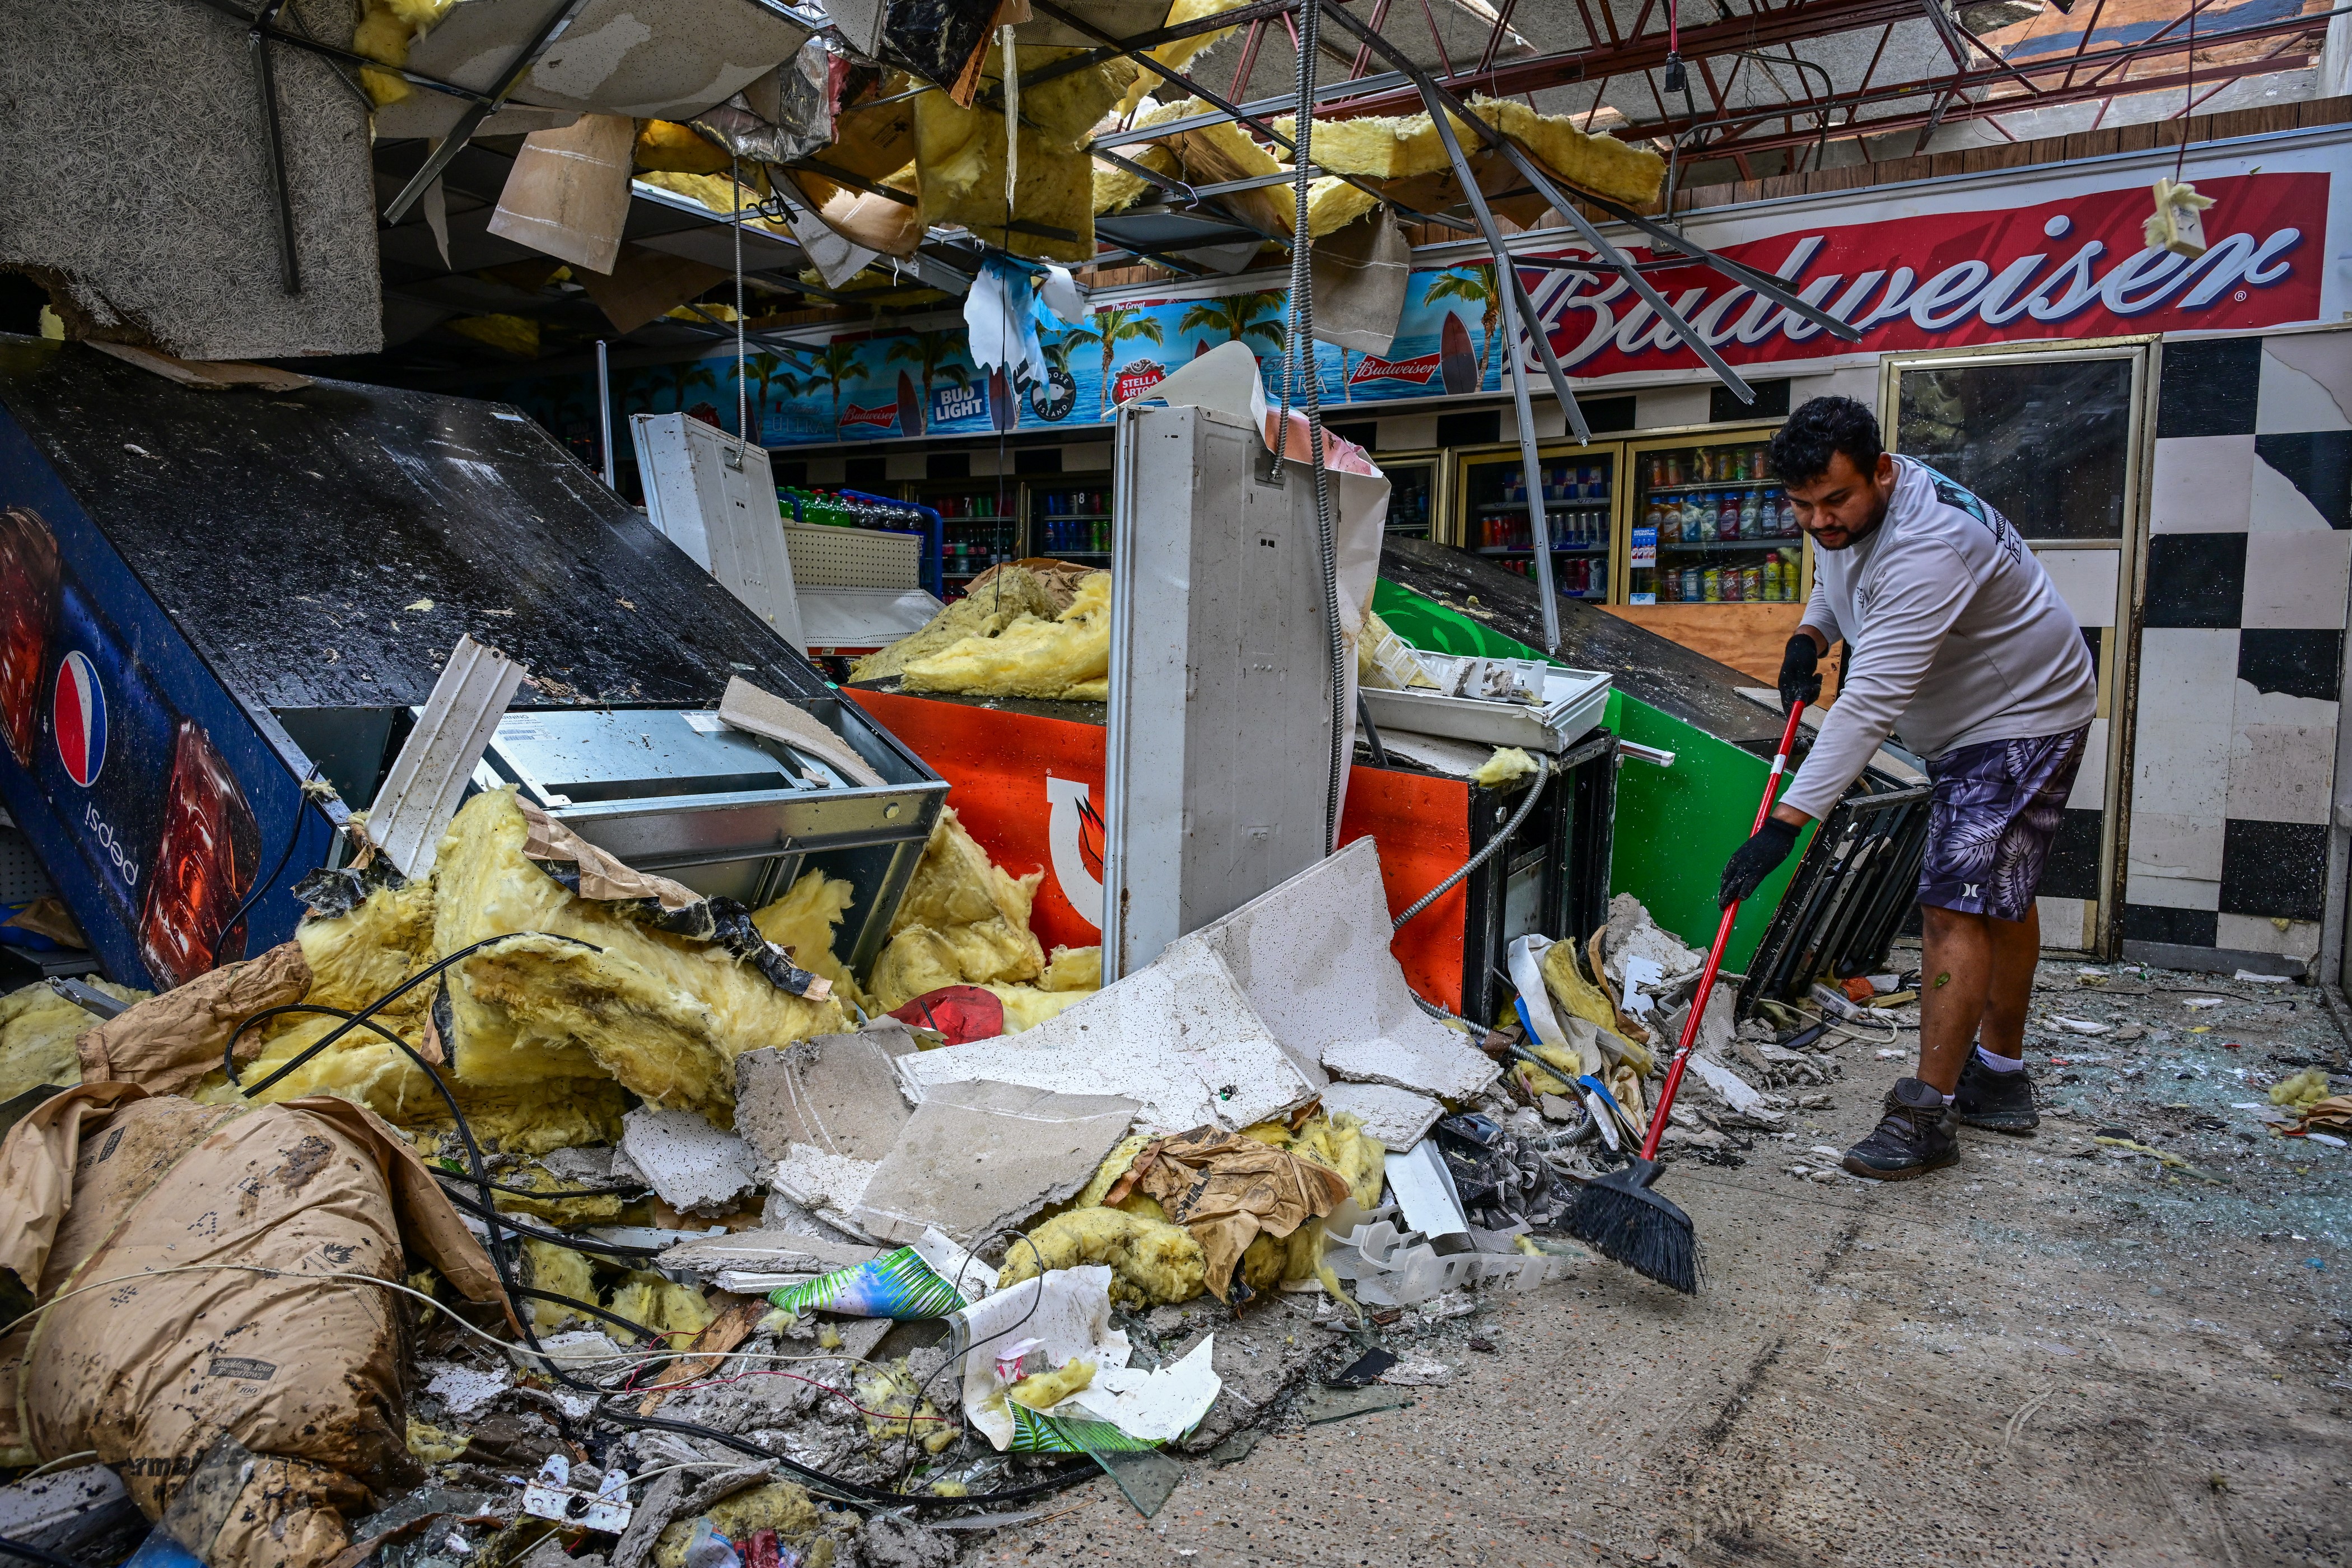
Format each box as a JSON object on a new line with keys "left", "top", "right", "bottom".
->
{"left": 1626, "top": 431, "right": 1806, "bottom": 608}
{"left": 1455, "top": 445, "right": 1617, "bottom": 600}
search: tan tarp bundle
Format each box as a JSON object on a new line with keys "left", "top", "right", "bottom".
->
{"left": 1106, "top": 1127, "right": 1351, "bottom": 1301}
{"left": 74, "top": 942, "right": 312, "bottom": 1095}
{"left": 0, "top": 1083, "right": 505, "bottom": 1568}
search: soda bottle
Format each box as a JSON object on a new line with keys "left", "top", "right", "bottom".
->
{"left": 1719, "top": 491, "right": 1742, "bottom": 540}
{"left": 1741, "top": 489, "right": 1761, "bottom": 535}
{"left": 1657, "top": 500, "right": 1678, "bottom": 544}
{"left": 1762, "top": 553, "right": 1782, "bottom": 601}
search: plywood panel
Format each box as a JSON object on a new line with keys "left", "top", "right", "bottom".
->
{"left": 1600, "top": 601, "right": 1844, "bottom": 703}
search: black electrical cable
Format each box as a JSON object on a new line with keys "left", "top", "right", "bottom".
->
{"left": 611, "top": 1412, "right": 1096, "bottom": 1510}
{"left": 209, "top": 764, "right": 321, "bottom": 968}
{"left": 430, "top": 1186, "right": 666, "bottom": 1258}
{"left": 226, "top": 937, "right": 1107, "bottom": 1503}
{"left": 0, "top": 1537, "right": 80, "bottom": 1568}
{"left": 224, "top": 931, "right": 602, "bottom": 1094}
{"left": 504, "top": 1287, "right": 663, "bottom": 1343}
{"left": 436, "top": 1171, "right": 649, "bottom": 1200}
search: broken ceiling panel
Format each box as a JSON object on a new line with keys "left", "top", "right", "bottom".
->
{"left": 1, "top": 0, "right": 382, "bottom": 358}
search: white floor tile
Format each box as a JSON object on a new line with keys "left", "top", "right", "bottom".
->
{"left": 2259, "top": 332, "right": 2352, "bottom": 432}
{"left": 2241, "top": 529, "right": 2352, "bottom": 628}
{"left": 2215, "top": 911, "right": 2323, "bottom": 959}
{"left": 2150, "top": 435, "right": 2254, "bottom": 533}
{"left": 2124, "top": 865, "right": 2222, "bottom": 911}
{"left": 2225, "top": 721, "right": 2335, "bottom": 824}
{"left": 2250, "top": 448, "right": 2339, "bottom": 534}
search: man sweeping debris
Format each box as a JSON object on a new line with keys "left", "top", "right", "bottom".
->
{"left": 1718, "top": 396, "right": 2098, "bottom": 1180}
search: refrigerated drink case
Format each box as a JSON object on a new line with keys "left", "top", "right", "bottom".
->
{"left": 1458, "top": 448, "right": 1615, "bottom": 599}
{"left": 1627, "top": 434, "right": 1807, "bottom": 606}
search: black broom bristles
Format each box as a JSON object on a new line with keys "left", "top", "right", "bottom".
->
{"left": 1564, "top": 1158, "right": 1700, "bottom": 1294}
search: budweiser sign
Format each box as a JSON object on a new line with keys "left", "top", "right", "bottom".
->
{"left": 1515, "top": 172, "right": 2323, "bottom": 376}
{"left": 839, "top": 401, "right": 900, "bottom": 431}
{"left": 1348, "top": 351, "right": 1441, "bottom": 385}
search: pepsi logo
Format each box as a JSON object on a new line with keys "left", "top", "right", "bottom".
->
{"left": 54, "top": 650, "right": 105, "bottom": 787}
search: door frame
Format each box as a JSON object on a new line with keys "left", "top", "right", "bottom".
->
{"left": 1876, "top": 334, "right": 2159, "bottom": 960}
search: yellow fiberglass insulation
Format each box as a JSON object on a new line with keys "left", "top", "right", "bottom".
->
{"left": 1038, "top": 945, "right": 1100, "bottom": 992}
{"left": 1114, "top": 0, "right": 1255, "bottom": 114}
{"left": 914, "top": 50, "right": 1138, "bottom": 263}
{"left": 866, "top": 807, "right": 1045, "bottom": 1014}
{"left": 1009, "top": 1359, "right": 1094, "bottom": 1411}
{"left": 1304, "top": 176, "right": 1380, "bottom": 240}
{"left": 982, "top": 983, "right": 1089, "bottom": 1033}
{"left": 1470, "top": 746, "right": 1538, "bottom": 788}
{"left": 1277, "top": 98, "right": 1664, "bottom": 207}
{"left": 434, "top": 789, "right": 848, "bottom": 1119}
{"left": 634, "top": 171, "right": 788, "bottom": 234}
{"left": 0, "top": 977, "right": 145, "bottom": 1102}
{"left": 405, "top": 1418, "right": 469, "bottom": 1462}
{"left": 1539, "top": 941, "right": 1655, "bottom": 1077}
{"left": 351, "top": 0, "right": 456, "bottom": 104}
{"left": 752, "top": 869, "right": 864, "bottom": 1007}
{"left": 1001, "top": 1207, "right": 1207, "bottom": 1308}
{"left": 851, "top": 567, "right": 1060, "bottom": 684}
{"left": 851, "top": 1361, "right": 958, "bottom": 1455}
{"left": 654, "top": 1485, "right": 832, "bottom": 1568}
{"left": 899, "top": 571, "right": 1110, "bottom": 701}
{"left": 636, "top": 120, "right": 732, "bottom": 175}
{"left": 525, "top": 1239, "right": 598, "bottom": 1335}
{"left": 607, "top": 1272, "right": 716, "bottom": 1344}
{"left": 1091, "top": 102, "right": 1189, "bottom": 216}
{"left": 298, "top": 874, "right": 438, "bottom": 1019}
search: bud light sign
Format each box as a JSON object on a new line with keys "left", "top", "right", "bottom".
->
{"left": 932, "top": 381, "right": 988, "bottom": 426}
{"left": 1518, "top": 172, "right": 2324, "bottom": 377}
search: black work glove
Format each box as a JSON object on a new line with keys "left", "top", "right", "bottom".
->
{"left": 1719, "top": 816, "right": 1800, "bottom": 908}
{"left": 1778, "top": 633, "right": 1823, "bottom": 713}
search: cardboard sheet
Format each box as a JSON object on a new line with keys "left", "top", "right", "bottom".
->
{"left": 488, "top": 115, "right": 637, "bottom": 274}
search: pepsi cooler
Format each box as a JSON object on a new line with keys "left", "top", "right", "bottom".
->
{"left": 0, "top": 337, "right": 937, "bottom": 991}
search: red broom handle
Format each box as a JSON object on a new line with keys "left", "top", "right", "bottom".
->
{"left": 1637, "top": 699, "right": 1808, "bottom": 1161}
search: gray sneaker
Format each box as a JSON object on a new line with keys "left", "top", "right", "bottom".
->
{"left": 1842, "top": 1078, "right": 1960, "bottom": 1181}
{"left": 1954, "top": 1052, "right": 2038, "bottom": 1132}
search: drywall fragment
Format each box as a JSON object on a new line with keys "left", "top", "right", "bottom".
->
{"left": 1318, "top": 1082, "right": 1443, "bottom": 1147}
{"left": 897, "top": 936, "right": 1321, "bottom": 1132}
{"left": 619, "top": 1107, "right": 760, "bottom": 1215}
{"left": 771, "top": 1145, "right": 880, "bottom": 1235}
{"left": 1184, "top": 841, "right": 1494, "bottom": 1101}
{"left": 656, "top": 1227, "right": 878, "bottom": 1284}
{"left": 733, "top": 1033, "right": 912, "bottom": 1164}
{"left": 1384, "top": 1141, "right": 1469, "bottom": 1243}
{"left": 720, "top": 676, "right": 886, "bottom": 786}
{"left": 851, "top": 1080, "right": 1141, "bottom": 1245}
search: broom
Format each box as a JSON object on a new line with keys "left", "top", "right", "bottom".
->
{"left": 1564, "top": 699, "right": 1809, "bottom": 1292}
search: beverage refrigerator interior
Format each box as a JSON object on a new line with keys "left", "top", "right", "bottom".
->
{"left": 909, "top": 479, "right": 1021, "bottom": 598}
{"left": 1029, "top": 474, "right": 1114, "bottom": 566}
{"left": 1453, "top": 445, "right": 1616, "bottom": 600}
{"left": 1382, "top": 456, "right": 1438, "bottom": 540}
{"left": 1625, "top": 426, "right": 1807, "bottom": 607}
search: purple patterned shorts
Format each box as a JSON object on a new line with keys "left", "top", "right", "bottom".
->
{"left": 1919, "top": 725, "right": 2092, "bottom": 922}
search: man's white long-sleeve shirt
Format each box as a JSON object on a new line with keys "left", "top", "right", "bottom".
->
{"left": 1780, "top": 456, "right": 2098, "bottom": 820}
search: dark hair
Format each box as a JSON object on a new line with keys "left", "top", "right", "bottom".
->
{"left": 1768, "top": 396, "right": 1883, "bottom": 487}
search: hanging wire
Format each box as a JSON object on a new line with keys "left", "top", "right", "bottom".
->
{"left": 732, "top": 154, "right": 751, "bottom": 456}
{"left": 1277, "top": 0, "right": 1347, "bottom": 855}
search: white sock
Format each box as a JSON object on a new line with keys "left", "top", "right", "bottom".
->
{"left": 1975, "top": 1045, "right": 2026, "bottom": 1074}
{"left": 1940, "top": 1092, "right": 1956, "bottom": 1107}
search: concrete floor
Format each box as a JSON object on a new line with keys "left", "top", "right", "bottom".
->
{"left": 974, "top": 955, "right": 2352, "bottom": 1567}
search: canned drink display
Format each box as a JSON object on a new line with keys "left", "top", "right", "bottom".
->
{"left": 1702, "top": 567, "right": 1722, "bottom": 602}
{"left": 1742, "top": 566, "right": 1763, "bottom": 602}
{"left": 1682, "top": 566, "right": 1701, "bottom": 600}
